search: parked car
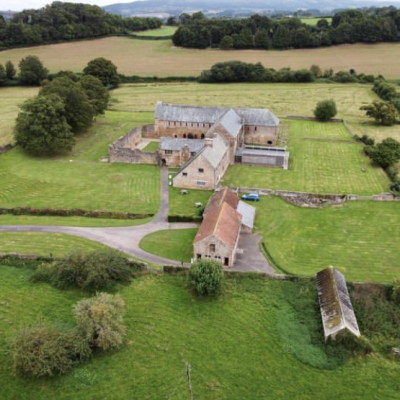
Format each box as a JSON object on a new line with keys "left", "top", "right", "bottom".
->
{"left": 241, "top": 193, "right": 260, "bottom": 201}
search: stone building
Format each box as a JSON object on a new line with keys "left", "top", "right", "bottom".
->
{"left": 159, "top": 138, "right": 204, "bottom": 167}
{"left": 193, "top": 188, "right": 256, "bottom": 267}
{"left": 316, "top": 266, "right": 361, "bottom": 341}
{"left": 154, "top": 101, "right": 279, "bottom": 145}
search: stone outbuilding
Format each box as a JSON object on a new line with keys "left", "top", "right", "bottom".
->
{"left": 316, "top": 266, "right": 361, "bottom": 341}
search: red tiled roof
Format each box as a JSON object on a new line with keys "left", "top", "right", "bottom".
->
{"left": 194, "top": 202, "right": 241, "bottom": 249}
{"left": 205, "top": 188, "right": 239, "bottom": 212}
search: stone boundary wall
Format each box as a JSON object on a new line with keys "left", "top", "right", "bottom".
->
{"left": 109, "top": 125, "right": 159, "bottom": 164}
{"left": 0, "top": 144, "right": 13, "bottom": 155}
{"left": 142, "top": 124, "right": 157, "bottom": 138}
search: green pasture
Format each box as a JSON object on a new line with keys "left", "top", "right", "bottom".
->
{"left": 1, "top": 269, "right": 399, "bottom": 400}
{"left": 135, "top": 26, "right": 177, "bottom": 37}
{"left": 0, "top": 87, "right": 39, "bottom": 146}
{"left": 300, "top": 17, "right": 332, "bottom": 26}
{"left": 139, "top": 228, "right": 197, "bottom": 262}
{"left": 255, "top": 196, "right": 400, "bottom": 283}
{"left": 224, "top": 120, "right": 389, "bottom": 195}
{"left": 1, "top": 37, "right": 400, "bottom": 78}
{"left": 0, "top": 232, "right": 107, "bottom": 256}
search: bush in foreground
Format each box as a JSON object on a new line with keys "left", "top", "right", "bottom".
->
{"left": 313, "top": 99, "right": 338, "bottom": 121}
{"left": 188, "top": 259, "right": 224, "bottom": 296}
{"left": 31, "top": 249, "right": 133, "bottom": 291}
{"left": 74, "top": 293, "right": 126, "bottom": 350}
{"left": 12, "top": 324, "right": 91, "bottom": 377}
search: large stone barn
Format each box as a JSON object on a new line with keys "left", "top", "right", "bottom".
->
{"left": 193, "top": 188, "right": 255, "bottom": 267}
{"left": 316, "top": 266, "right": 360, "bottom": 341}
{"left": 154, "top": 101, "right": 280, "bottom": 146}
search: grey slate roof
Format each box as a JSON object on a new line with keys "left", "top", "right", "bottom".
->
{"left": 201, "top": 134, "right": 228, "bottom": 169}
{"left": 155, "top": 101, "right": 279, "bottom": 127}
{"left": 160, "top": 137, "right": 204, "bottom": 152}
{"left": 217, "top": 109, "right": 243, "bottom": 138}
{"left": 316, "top": 266, "right": 361, "bottom": 340}
{"left": 237, "top": 201, "right": 255, "bottom": 229}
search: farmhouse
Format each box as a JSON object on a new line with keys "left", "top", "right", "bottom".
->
{"left": 316, "top": 266, "right": 361, "bottom": 341}
{"left": 193, "top": 188, "right": 255, "bottom": 267}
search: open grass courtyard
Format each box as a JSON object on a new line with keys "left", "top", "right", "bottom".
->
{"left": 255, "top": 196, "right": 400, "bottom": 283}
{"left": 0, "top": 268, "right": 399, "bottom": 400}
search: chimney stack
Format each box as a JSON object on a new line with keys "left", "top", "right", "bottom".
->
{"left": 205, "top": 138, "right": 213, "bottom": 147}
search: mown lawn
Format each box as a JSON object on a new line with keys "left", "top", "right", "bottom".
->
{"left": 142, "top": 141, "right": 160, "bottom": 152}
{"left": 139, "top": 228, "right": 197, "bottom": 262}
{"left": 0, "top": 232, "right": 108, "bottom": 256}
{"left": 223, "top": 120, "right": 389, "bottom": 195}
{"left": 255, "top": 196, "right": 400, "bottom": 283}
{"left": 0, "top": 87, "right": 39, "bottom": 146}
{"left": 300, "top": 17, "right": 332, "bottom": 26}
{"left": 1, "top": 269, "right": 399, "bottom": 400}
{"left": 169, "top": 185, "right": 212, "bottom": 217}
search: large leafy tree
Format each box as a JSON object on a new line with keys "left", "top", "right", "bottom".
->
{"left": 314, "top": 99, "right": 338, "bottom": 120}
{"left": 369, "top": 138, "right": 400, "bottom": 168}
{"left": 188, "top": 259, "right": 224, "bottom": 296}
{"left": 79, "top": 75, "right": 110, "bottom": 115}
{"left": 40, "top": 76, "right": 94, "bottom": 133}
{"left": 360, "top": 101, "right": 398, "bottom": 126}
{"left": 0, "top": 64, "right": 6, "bottom": 85}
{"left": 83, "top": 57, "right": 120, "bottom": 87}
{"left": 5, "top": 60, "right": 16, "bottom": 79}
{"left": 15, "top": 94, "right": 74, "bottom": 155}
{"left": 18, "top": 55, "right": 48, "bottom": 85}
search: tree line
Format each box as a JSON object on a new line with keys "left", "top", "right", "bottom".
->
{"left": 0, "top": 1, "right": 161, "bottom": 48}
{"left": 172, "top": 7, "right": 400, "bottom": 50}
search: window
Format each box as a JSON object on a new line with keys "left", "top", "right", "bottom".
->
{"left": 196, "top": 181, "right": 206, "bottom": 186}
{"left": 190, "top": 152, "right": 196, "bottom": 156}
{"left": 255, "top": 126, "right": 257, "bottom": 131}
{"left": 165, "top": 150, "right": 173, "bottom": 155}
{"left": 209, "top": 244, "right": 215, "bottom": 252}
{"left": 182, "top": 172, "right": 188, "bottom": 177}
{"left": 198, "top": 168, "right": 204, "bottom": 173}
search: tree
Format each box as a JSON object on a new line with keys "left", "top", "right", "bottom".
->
{"left": 219, "top": 35, "right": 233, "bottom": 50}
{"left": 5, "top": 60, "right": 16, "bottom": 80}
{"left": 40, "top": 76, "right": 94, "bottom": 133}
{"left": 14, "top": 94, "right": 74, "bottom": 155}
{"left": 79, "top": 75, "right": 110, "bottom": 115}
{"left": 187, "top": 259, "right": 224, "bottom": 296}
{"left": 310, "top": 64, "right": 322, "bottom": 78}
{"left": 314, "top": 99, "right": 338, "bottom": 120}
{"left": 369, "top": 138, "right": 400, "bottom": 168}
{"left": 0, "top": 64, "right": 6, "bottom": 85}
{"left": 74, "top": 293, "right": 126, "bottom": 350}
{"left": 18, "top": 55, "right": 48, "bottom": 85}
{"left": 48, "top": 249, "right": 132, "bottom": 291}
{"left": 254, "top": 29, "right": 271, "bottom": 49}
{"left": 272, "top": 24, "right": 290, "bottom": 49}
{"left": 83, "top": 57, "right": 120, "bottom": 87}
{"left": 360, "top": 101, "right": 398, "bottom": 126}
{"left": 12, "top": 323, "right": 91, "bottom": 377}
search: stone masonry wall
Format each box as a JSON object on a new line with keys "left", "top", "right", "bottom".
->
{"left": 245, "top": 126, "right": 277, "bottom": 145}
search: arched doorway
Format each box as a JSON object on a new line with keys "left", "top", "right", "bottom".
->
{"left": 161, "top": 158, "right": 166, "bottom": 166}
{"left": 201, "top": 134, "right": 205, "bottom": 139}
{"left": 183, "top": 134, "right": 187, "bottom": 138}
{"left": 188, "top": 133, "right": 194, "bottom": 139}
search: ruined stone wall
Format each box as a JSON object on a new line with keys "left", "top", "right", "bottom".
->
{"left": 244, "top": 126, "right": 277, "bottom": 145}
{"left": 142, "top": 124, "right": 157, "bottom": 138}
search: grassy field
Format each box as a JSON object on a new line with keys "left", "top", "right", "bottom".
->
{"left": 169, "top": 186, "right": 212, "bottom": 217}
{"left": 0, "top": 232, "right": 108, "bottom": 256}
{"left": 139, "top": 228, "right": 197, "bottom": 262}
{"left": 136, "top": 26, "right": 177, "bottom": 37}
{"left": 300, "top": 17, "right": 332, "bottom": 26}
{"left": 224, "top": 120, "right": 389, "bottom": 194}
{"left": 1, "top": 37, "right": 400, "bottom": 78}
{"left": 0, "top": 87, "right": 39, "bottom": 146}
{"left": 1, "top": 269, "right": 400, "bottom": 400}
{"left": 254, "top": 196, "right": 400, "bottom": 283}
{"left": 110, "top": 82, "right": 400, "bottom": 142}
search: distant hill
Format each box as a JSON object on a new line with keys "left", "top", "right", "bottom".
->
{"left": 103, "top": 0, "right": 400, "bottom": 17}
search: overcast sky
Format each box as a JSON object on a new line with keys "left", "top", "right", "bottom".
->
{"left": 0, "top": 0, "right": 141, "bottom": 12}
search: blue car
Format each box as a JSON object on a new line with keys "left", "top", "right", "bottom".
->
{"left": 241, "top": 193, "right": 260, "bottom": 201}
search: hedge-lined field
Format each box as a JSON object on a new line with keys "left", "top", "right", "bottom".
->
{"left": 255, "top": 196, "right": 400, "bottom": 283}
{"left": 1, "top": 37, "right": 400, "bottom": 78}
{"left": 224, "top": 120, "right": 389, "bottom": 195}
{"left": 1, "top": 270, "right": 399, "bottom": 400}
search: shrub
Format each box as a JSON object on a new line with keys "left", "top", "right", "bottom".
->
{"left": 360, "top": 134, "right": 375, "bottom": 146}
{"left": 12, "top": 324, "right": 91, "bottom": 377}
{"left": 313, "top": 99, "right": 337, "bottom": 121}
{"left": 369, "top": 138, "right": 400, "bottom": 169}
{"left": 50, "top": 249, "right": 133, "bottom": 291}
{"left": 187, "top": 259, "right": 224, "bottom": 296}
{"left": 30, "top": 261, "right": 56, "bottom": 283}
{"left": 74, "top": 293, "right": 126, "bottom": 350}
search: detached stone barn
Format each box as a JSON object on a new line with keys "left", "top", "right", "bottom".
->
{"left": 193, "top": 188, "right": 255, "bottom": 267}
